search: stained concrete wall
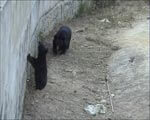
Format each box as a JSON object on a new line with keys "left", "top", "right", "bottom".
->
{"left": 0, "top": 0, "right": 92, "bottom": 119}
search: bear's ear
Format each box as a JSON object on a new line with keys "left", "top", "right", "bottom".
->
{"left": 27, "top": 54, "right": 30, "bottom": 61}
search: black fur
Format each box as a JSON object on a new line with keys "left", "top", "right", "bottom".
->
{"left": 53, "top": 26, "right": 72, "bottom": 55}
{"left": 27, "top": 42, "right": 48, "bottom": 90}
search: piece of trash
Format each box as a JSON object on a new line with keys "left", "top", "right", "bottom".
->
{"left": 84, "top": 104, "right": 107, "bottom": 116}
{"left": 76, "top": 28, "right": 84, "bottom": 33}
{"left": 118, "top": 21, "right": 121, "bottom": 25}
{"left": 100, "top": 99, "right": 107, "bottom": 104}
{"left": 72, "top": 71, "right": 76, "bottom": 76}
{"left": 100, "top": 18, "right": 110, "bottom": 23}
{"left": 111, "top": 94, "right": 115, "bottom": 97}
{"left": 27, "top": 79, "right": 30, "bottom": 82}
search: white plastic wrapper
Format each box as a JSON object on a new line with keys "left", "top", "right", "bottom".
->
{"left": 84, "top": 104, "right": 107, "bottom": 116}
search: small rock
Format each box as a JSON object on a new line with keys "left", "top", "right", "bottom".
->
{"left": 99, "top": 81, "right": 105, "bottom": 84}
{"left": 83, "top": 98, "right": 87, "bottom": 100}
{"left": 85, "top": 26, "right": 88, "bottom": 30}
{"left": 86, "top": 33, "right": 98, "bottom": 42}
{"left": 129, "top": 57, "right": 135, "bottom": 63}
{"left": 106, "top": 102, "right": 109, "bottom": 105}
{"left": 83, "top": 44, "right": 89, "bottom": 47}
{"left": 31, "top": 102, "right": 34, "bottom": 105}
{"left": 91, "top": 89, "right": 97, "bottom": 93}
{"left": 43, "top": 94, "right": 49, "bottom": 99}
{"left": 111, "top": 46, "right": 121, "bottom": 51}
{"left": 107, "top": 118, "right": 112, "bottom": 120}
{"left": 74, "top": 90, "right": 77, "bottom": 93}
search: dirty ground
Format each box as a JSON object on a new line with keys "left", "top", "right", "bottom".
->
{"left": 23, "top": 1, "right": 149, "bottom": 119}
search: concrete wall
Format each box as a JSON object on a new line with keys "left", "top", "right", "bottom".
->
{"left": 0, "top": 0, "right": 92, "bottom": 119}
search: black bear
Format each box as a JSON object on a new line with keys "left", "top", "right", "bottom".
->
{"left": 27, "top": 42, "right": 48, "bottom": 90}
{"left": 53, "top": 26, "right": 72, "bottom": 55}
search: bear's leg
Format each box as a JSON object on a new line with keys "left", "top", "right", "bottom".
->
{"left": 59, "top": 45, "right": 66, "bottom": 55}
{"left": 53, "top": 40, "right": 57, "bottom": 54}
{"left": 27, "top": 54, "right": 37, "bottom": 68}
{"left": 66, "top": 42, "right": 70, "bottom": 49}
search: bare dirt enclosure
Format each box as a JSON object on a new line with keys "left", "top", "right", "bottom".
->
{"left": 23, "top": 1, "right": 149, "bottom": 119}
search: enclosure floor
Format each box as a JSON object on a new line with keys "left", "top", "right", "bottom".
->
{"left": 23, "top": 1, "right": 149, "bottom": 119}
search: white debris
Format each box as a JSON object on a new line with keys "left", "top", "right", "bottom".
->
{"left": 84, "top": 104, "right": 107, "bottom": 116}
{"left": 72, "top": 71, "right": 76, "bottom": 76}
{"left": 76, "top": 28, "right": 84, "bottom": 33}
{"left": 100, "top": 99, "right": 107, "bottom": 104}
{"left": 27, "top": 79, "right": 30, "bottom": 82}
{"left": 111, "top": 94, "right": 115, "bottom": 97}
{"left": 100, "top": 18, "right": 110, "bottom": 23}
{"left": 118, "top": 21, "right": 121, "bottom": 25}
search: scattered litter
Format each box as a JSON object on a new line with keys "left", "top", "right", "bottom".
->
{"left": 76, "top": 28, "right": 84, "bottom": 33}
{"left": 111, "top": 94, "right": 115, "bottom": 97}
{"left": 65, "top": 68, "right": 73, "bottom": 72}
{"left": 72, "top": 71, "right": 76, "bottom": 76}
{"left": 84, "top": 44, "right": 89, "bottom": 47}
{"left": 100, "top": 18, "right": 110, "bottom": 23}
{"left": 100, "top": 99, "right": 107, "bottom": 104}
{"left": 84, "top": 104, "right": 107, "bottom": 116}
{"left": 27, "top": 79, "right": 30, "bottom": 82}
{"left": 118, "top": 21, "right": 121, "bottom": 25}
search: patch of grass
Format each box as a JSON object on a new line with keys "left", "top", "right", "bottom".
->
{"left": 38, "top": 31, "right": 45, "bottom": 41}
{"left": 75, "top": 1, "right": 92, "bottom": 18}
{"left": 94, "top": 0, "right": 117, "bottom": 9}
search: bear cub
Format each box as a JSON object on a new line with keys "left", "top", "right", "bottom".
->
{"left": 53, "top": 26, "right": 72, "bottom": 55}
{"left": 27, "top": 42, "right": 48, "bottom": 90}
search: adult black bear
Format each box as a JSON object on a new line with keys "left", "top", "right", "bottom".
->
{"left": 27, "top": 42, "right": 48, "bottom": 90}
{"left": 53, "top": 26, "right": 72, "bottom": 55}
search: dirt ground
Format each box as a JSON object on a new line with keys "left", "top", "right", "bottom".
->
{"left": 23, "top": 1, "right": 149, "bottom": 119}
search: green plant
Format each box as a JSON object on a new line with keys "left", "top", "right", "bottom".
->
{"left": 38, "top": 31, "right": 44, "bottom": 41}
{"left": 75, "top": 1, "right": 92, "bottom": 18}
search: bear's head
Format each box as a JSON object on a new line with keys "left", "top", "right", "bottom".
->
{"left": 38, "top": 42, "right": 48, "bottom": 56}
